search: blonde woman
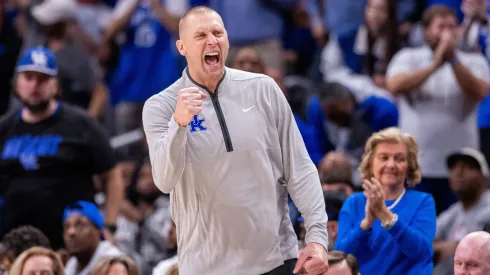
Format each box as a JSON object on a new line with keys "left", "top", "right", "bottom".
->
{"left": 335, "top": 127, "right": 436, "bottom": 275}
{"left": 8, "top": 247, "right": 65, "bottom": 275}
{"left": 92, "top": 256, "right": 139, "bottom": 275}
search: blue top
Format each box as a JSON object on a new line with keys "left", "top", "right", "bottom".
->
{"left": 479, "top": 94, "right": 490, "bottom": 128}
{"left": 294, "top": 114, "right": 323, "bottom": 166}
{"left": 107, "top": 2, "right": 180, "bottom": 104}
{"left": 306, "top": 94, "right": 398, "bottom": 154}
{"left": 335, "top": 191, "right": 436, "bottom": 275}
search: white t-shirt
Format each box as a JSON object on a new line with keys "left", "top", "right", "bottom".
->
{"left": 112, "top": 0, "right": 189, "bottom": 20}
{"left": 65, "top": 241, "right": 125, "bottom": 275}
{"left": 386, "top": 46, "right": 490, "bottom": 177}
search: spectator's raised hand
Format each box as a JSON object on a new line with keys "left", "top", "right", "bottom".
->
{"left": 434, "top": 35, "right": 450, "bottom": 68}
{"left": 440, "top": 30, "right": 457, "bottom": 60}
{"left": 363, "top": 178, "right": 386, "bottom": 215}
{"left": 361, "top": 197, "right": 377, "bottom": 230}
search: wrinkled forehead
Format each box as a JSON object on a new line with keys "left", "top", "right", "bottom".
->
{"left": 456, "top": 241, "right": 490, "bottom": 262}
{"left": 185, "top": 13, "right": 225, "bottom": 35}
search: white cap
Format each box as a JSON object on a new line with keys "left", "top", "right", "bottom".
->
{"left": 447, "top": 148, "right": 489, "bottom": 177}
{"left": 31, "top": 0, "right": 77, "bottom": 26}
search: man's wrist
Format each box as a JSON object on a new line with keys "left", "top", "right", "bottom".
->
{"left": 449, "top": 54, "right": 459, "bottom": 65}
{"left": 173, "top": 115, "right": 187, "bottom": 127}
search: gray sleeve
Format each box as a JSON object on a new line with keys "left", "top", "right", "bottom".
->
{"left": 142, "top": 95, "right": 188, "bottom": 193}
{"left": 268, "top": 78, "right": 329, "bottom": 251}
{"left": 435, "top": 207, "right": 455, "bottom": 241}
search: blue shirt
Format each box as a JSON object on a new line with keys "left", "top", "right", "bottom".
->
{"left": 108, "top": 2, "right": 180, "bottom": 104}
{"left": 335, "top": 191, "right": 436, "bottom": 275}
{"left": 294, "top": 114, "right": 323, "bottom": 166}
{"left": 307, "top": 94, "right": 398, "bottom": 155}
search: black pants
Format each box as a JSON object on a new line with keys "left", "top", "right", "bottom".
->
{"left": 262, "top": 259, "right": 297, "bottom": 275}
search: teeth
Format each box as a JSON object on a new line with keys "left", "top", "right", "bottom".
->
{"left": 206, "top": 52, "right": 219, "bottom": 56}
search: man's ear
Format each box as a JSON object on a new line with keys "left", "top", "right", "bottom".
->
{"left": 176, "top": 40, "right": 186, "bottom": 56}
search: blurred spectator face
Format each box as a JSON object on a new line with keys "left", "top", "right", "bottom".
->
{"left": 107, "top": 263, "right": 129, "bottom": 275}
{"left": 319, "top": 152, "right": 354, "bottom": 195}
{"left": 454, "top": 233, "right": 490, "bottom": 275}
{"left": 0, "top": 225, "right": 51, "bottom": 273}
{"left": 232, "top": 48, "right": 265, "bottom": 74}
{"left": 323, "top": 95, "right": 355, "bottom": 127}
{"left": 21, "top": 255, "right": 54, "bottom": 275}
{"left": 449, "top": 160, "right": 485, "bottom": 201}
{"left": 178, "top": 11, "right": 229, "bottom": 80}
{"left": 266, "top": 68, "right": 286, "bottom": 94}
{"left": 42, "top": 22, "right": 69, "bottom": 40}
{"left": 325, "top": 260, "right": 355, "bottom": 275}
{"left": 365, "top": 0, "right": 388, "bottom": 34}
{"left": 326, "top": 251, "right": 360, "bottom": 275}
{"left": 371, "top": 142, "right": 408, "bottom": 186}
{"left": 424, "top": 14, "right": 458, "bottom": 48}
{"left": 63, "top": 214, "right": 99, "bottom": 254}
{"left": 136, "top": 163, "right": 158, "bottom": 196}
{"left": 15, "top": 72, "right": 58, "bottom": 114}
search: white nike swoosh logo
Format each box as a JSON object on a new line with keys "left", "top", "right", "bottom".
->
{"left": 242, "top": 105, "right": 255, "bottom": 112}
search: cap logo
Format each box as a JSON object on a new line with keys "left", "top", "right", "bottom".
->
{"left": 31, "top": 51, "right": 47, "bottom": 66}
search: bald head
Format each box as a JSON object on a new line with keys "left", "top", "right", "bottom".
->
{"left": 179, "top": 6, "right": 222, "bottom": 39}
{"left": 319, "top": 152, "right": 353, "bottom": 176}
{"left": 454, "top": 231, "right": 490, "bottom": 275}
{"left": 458, "top": 231, "right": 490, "bottom": 256}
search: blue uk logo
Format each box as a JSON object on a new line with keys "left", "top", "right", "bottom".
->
{"left": 1, "top": 134, "right": 62, "bottom": 171}
{"left": 189, "top": 115, "right": 207, "bottom": 133}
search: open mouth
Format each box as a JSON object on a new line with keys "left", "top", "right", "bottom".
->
{"left": 204, "top": 51, "right": 220, "bottom": 66}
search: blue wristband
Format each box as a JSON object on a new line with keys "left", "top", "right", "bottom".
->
{"left": 449, "top": 55, "right": 459, "bottom": 65}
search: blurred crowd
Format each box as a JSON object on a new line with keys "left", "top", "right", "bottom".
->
{"left": 1, "top": 0, "right": 490, "bottom": 274}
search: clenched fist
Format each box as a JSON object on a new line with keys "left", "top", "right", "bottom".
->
{"left": 174, "top": 87, "right": 207, "bottom": 127}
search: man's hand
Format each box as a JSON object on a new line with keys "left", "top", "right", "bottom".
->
{"left": 293, "top": 242, "right": 329, "bottom": 274}
{"left": 433, "top": 241, "right": 459, "bottom": 262}
{"left": 174, "top": 87, "right": 207, "bottom": 127}
{"left": 434, "top": 38, "right": 449, "bottom": 68}
{"left": 440, "top": 30, "right": 457, "bottom": 60}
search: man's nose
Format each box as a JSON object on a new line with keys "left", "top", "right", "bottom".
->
{"left": 206, "top": 34, "right": 218, "bottom": 45}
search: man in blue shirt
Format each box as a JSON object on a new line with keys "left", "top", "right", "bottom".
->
{"left": 307, "top": 82, "right": 398, "bottom": 185}
{"left": 105, "top": 0, "right": 187, "bottom": 146}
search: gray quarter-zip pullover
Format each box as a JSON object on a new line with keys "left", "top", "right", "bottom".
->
{"left": 142, "top": 68, "right": 328, "bottom": 275}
